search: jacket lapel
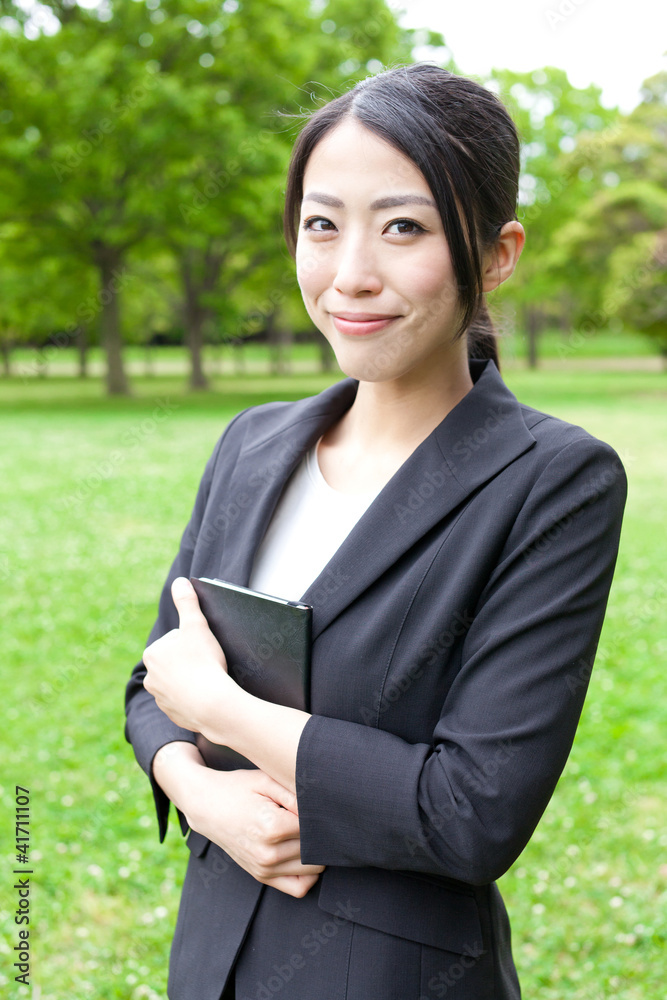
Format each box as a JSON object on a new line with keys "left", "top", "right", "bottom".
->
{"left": 302, "top": 361, "right": 536, "bottom": 638}
{"left": 217, "top": 377, "right": 358, "bottom": 586}
{"left": 219, "top": 361, "right": 536, "bottom": 641}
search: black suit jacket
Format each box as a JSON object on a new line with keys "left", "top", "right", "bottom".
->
{"left": 125, "top": 360, "right": 626, "bottom": 1000}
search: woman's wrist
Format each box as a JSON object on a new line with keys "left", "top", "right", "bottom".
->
{"left": 152, "top": 740, "right": 207, "bottom": 815}
{"left": 197, "top": 671, "right": 247, "bottom": 748}
{"left": 200, "top": 686, "right": 309, "bottom": 794}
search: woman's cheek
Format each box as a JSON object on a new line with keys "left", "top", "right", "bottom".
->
{"left": 408, "top": 259, "right": 459, "bottom": 317}
{"left": 297, "top": 264, "right": 330, "bottom": 319}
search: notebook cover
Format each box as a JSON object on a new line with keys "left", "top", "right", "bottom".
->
{"left": 189, "top": 577, "right": 312, "bottom": 770}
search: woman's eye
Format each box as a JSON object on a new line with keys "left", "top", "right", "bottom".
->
{"left": 385, "top": 218, "right": 425, "bottom": 236}
{"left": 302, "top": 217, "right": 336, "bottom": 232}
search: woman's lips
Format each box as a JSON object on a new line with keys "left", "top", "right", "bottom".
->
{"left": 331, "top": 313, "right": 400, "bottom": 336}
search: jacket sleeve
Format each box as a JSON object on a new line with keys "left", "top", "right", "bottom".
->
{"left": 124, "top": 411, "right": 246, "bottom": 843}
{"left": 295, "top": 436, "right": 627, "bottom": 885}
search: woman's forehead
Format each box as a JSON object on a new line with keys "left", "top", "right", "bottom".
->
{"left": 303, "top": 119, "right": 433, "bottom": 198}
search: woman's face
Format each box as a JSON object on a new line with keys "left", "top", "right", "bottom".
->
{"left": 296, "top": 117, "right": 467, "bottom": 385}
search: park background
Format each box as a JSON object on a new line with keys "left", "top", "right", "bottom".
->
{"left": 0, "top": 0, "right": 665, "bottom": 997}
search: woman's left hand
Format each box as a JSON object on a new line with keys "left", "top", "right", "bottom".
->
{"left": 143, "top": 576, "right": 232, "bottom": 733}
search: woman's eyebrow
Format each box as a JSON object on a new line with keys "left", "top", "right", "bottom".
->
{"left": 302, "top": 191, "right": 437, "bottom": 210}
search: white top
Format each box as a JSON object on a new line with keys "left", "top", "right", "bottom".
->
{"left": 248, "top": 439, "right": 382, "bottom": 603}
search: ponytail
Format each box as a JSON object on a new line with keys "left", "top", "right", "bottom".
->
{"left": 467, "top": 299, "right": 499, "bottom": 370}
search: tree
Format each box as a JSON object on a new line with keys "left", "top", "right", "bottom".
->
{"left": 0, "top": 0, "right": 437, "bottom": 392}
{"left": 605, "top": 229, "right": 667, "bottom": 363}
{"left": 546, "top": 72, "right": 667, "bottom": 357}
{"left": 486, "top": 67, "right": 620, "bottom": 366}
{"left": 141, "top": 0, "right": 427, "bottom": 388}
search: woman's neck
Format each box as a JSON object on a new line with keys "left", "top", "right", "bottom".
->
{"left": 317, "top": 352, "right": 475, "bottom": 494}
{"left": 347, "top": 362, "right": 473, "bottom": 455}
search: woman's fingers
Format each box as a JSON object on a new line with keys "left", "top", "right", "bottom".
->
{"left": 248, "top": 835, "right": 325, "bottom": 876}
{"left": 184, "top": 768, "right": 324, "bottom": 894}
{"left": 258, "top": 872, "right": 322, "bottom": 899}
{"left": 254, "top": 770, "right": 300, "bottom": 815}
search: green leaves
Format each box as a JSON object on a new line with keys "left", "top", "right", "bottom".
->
{"left": 0, "top": 0, "right": 413, "bottom": 391}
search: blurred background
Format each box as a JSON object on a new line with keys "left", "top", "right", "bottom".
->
{"left": 0, "top": 2, "right": 665, "bottom": 998}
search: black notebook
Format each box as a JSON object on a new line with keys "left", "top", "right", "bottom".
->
{"left": 189, "top": 576, "right": 312, "bottom": 770}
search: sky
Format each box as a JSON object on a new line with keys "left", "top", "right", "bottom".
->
{"left": 390, "top": 0, "right": 667, "bottom": 111}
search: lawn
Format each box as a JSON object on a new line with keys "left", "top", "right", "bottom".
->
{"left": 0, "top": 361, "right": 665, "bottom": 1000}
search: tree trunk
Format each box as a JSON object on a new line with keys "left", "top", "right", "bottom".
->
{"left": 234, "top": 342, "right": 246, "bottom": 374}
{"left": 179, "top": 251, "right": 209, "bottom": 391}
{"left": 212, "top": 342, "right": 224, "bottom": 376}
{"left": 525, "top": 306, "right": 540, "bottom": 370}
{"left": 76, "top": 326, "right": 88, "bottom": 378}
{"left": 317, "top": 331, "right": 336, "bottom": 372}
{"left": 96, "top": 247, "right": 130, "bottom": 395}
{"left": 0, "top": 341, "right": 10, "bottom": 377}
{"left": 144, "top": 341, "right": 154, "bottom": 377}
{"left": 267, "top": 312, "right": 292, "bottom": 375}
{"left": 268, "top": 312, "right": 280, "bottom": 375}
{"left": 280, "top": 326, "right": 294, "bottom": 375}
{"left": 185, "top": 307, "right": 208, "bottom": 389}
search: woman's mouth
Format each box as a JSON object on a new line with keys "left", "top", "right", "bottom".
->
{"left": 331, "top": 313, "right": 400, "bottom": 336}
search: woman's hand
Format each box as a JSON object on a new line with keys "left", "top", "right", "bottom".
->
{"left": 153, "top": 743, "right": 324, "bottom": 899}
{"left": 143, "top": 577, "right": 231, "bottom": 734}
{"left": 144, "top": 575, "right": 311, "bottom": 798}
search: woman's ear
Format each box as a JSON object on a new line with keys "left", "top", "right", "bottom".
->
{"left": 482, "top": 221, "right": 525, "bottom": 293}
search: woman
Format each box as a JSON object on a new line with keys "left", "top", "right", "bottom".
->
{"left": 125, "top": 64, "right": 626, "bottom": 1000}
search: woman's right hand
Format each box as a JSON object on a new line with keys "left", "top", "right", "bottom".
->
{"left": 152, "top": 742, "right": 324, "bottom": 898}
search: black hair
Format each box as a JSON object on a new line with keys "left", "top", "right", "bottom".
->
{"left": 283, "top": 64, "right": 521, "bottom": 368}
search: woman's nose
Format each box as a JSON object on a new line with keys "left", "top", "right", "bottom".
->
{"left": 332, "top": 234, "right": 383, "bottom": 296}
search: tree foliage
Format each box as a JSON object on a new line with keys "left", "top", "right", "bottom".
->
{"left": 0, "top": 3, "right": 664, "bottom": 389}
{"left": 0, "top": 0, "right": 428, "bottom": 391}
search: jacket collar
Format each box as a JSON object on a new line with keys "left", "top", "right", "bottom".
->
{"left": 219, "top": 360, "right": 535, "bottom": 640}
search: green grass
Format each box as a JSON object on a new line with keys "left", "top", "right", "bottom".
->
{"left": 0, "top": 365, "right": 665, "bottom": 999}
